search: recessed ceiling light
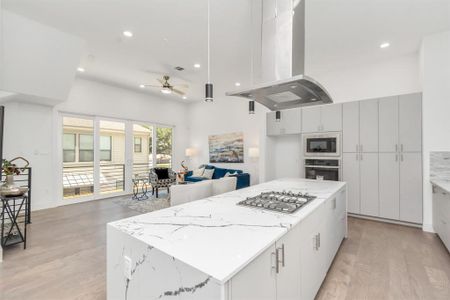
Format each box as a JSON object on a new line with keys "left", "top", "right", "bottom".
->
{"left": 182, "top": 96, "right": 187, "bottom": 100}
{"left": 380, "top": 42, "right": 390, "bottom": 49}
{"left": 235, "top": 82, "right": 241, "bottom": 87}
{"left": 77, "top": 67, "right": 85, "bottom": 73}
{"left": 139, "top": 84, "right": 145, "bottom": 89}
{"left": 194, "top": 63, "right": 201, "bottom": 68}
{"left": 123, "top": 31, "right": 133, "bottom": 37}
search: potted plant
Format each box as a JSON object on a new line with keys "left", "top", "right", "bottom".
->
{"left": 1, "top": 156, "right": 30, "bottom": 196}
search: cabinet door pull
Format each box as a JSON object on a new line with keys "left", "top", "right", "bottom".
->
{"left": 274, "top": 249, "right": 280, "bottom": 274}
{"left": 281, "top": 244, "right": 285, "bottom": 267}
{"left": 332, "top": 197, "right": 337, "bottom": 209}
{"left": 318, "top": 233, "right": 321, "bottom": 248}
{"left": 360, "top": 153, "right": 363, "bottom": 161}
{"left": 395, "top": 154, "right": 398, "bottom": 162}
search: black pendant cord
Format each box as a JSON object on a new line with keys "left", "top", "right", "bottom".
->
{"left": 205, "top": 0, "right": 213, "bottom": 102}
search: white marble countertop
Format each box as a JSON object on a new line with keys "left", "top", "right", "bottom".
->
{"left": 109, "top": 178, "right": 346, "bottom": 283}
{"left": 431, "top": 179, "right": 450, "bottom": 194}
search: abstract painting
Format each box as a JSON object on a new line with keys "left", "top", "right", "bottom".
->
{"left": 209, "top": 132, "right": 244, "bottom": 163}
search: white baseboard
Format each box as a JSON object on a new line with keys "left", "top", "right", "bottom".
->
{"left": 348, "top": 213, "right": 423, "bottom": 229}
{"left": 422, "top": 223, "right": 435, "bottom": 233}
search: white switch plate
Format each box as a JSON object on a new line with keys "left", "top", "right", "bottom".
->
{"left": 124, "top": 255, "right": 132, "bottom": 279}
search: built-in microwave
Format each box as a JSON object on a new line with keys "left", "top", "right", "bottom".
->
{"left": 303, "top": 133, "right": 341, "bottom": 157}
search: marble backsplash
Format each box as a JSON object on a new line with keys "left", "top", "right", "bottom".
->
{"left": 430, "top": 151, "right": 450, "bottom": 180}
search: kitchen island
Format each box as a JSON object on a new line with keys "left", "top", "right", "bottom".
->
{"left": 107, "top": 178, "right": 347, "bottom": 300}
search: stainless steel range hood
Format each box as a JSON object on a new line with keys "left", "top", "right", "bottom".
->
{"left": 226, "top": 0, "right": 332, "bottom": 110}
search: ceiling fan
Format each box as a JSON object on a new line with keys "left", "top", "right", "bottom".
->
{"left": 143, "top": 75, "right": 187, "bottom": 96}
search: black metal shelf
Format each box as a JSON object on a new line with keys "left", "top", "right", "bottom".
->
{"left": 1, "top": 195, "right": 28, "bottom": 249}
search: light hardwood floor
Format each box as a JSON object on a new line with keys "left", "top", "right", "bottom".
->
{"left": 1, "top": 198, "right": 449, "bottom": 300}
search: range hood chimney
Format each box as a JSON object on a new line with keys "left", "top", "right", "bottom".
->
{"left": 226, "top": 0, "right": 332, "bottom": 110}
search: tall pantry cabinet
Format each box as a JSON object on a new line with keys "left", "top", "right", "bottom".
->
{"left": 343, "top": 93, "right": 422, "bottom": 224}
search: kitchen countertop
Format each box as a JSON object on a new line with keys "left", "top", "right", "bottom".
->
{"left": 431, "top": 178, "right": 450, "bottom": 194}
{"left": 108, "top": 178, "right": 346, "bottom": 283}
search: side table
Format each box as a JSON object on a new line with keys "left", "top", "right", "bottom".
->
{"left": 1, "top": 195, "right": 28, "bottom": 249}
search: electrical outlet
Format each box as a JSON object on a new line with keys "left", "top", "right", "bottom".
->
{"left": 124, "top": 256, "right": 132, "bottom": 279}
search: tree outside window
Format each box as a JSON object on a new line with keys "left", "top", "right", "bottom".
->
{"left": 156, "top": 127, "right": 173, "bottom": 168}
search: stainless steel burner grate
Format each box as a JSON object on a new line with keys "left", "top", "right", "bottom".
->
{"left": 237, "top": 191, "right": 317, "bottom": 214}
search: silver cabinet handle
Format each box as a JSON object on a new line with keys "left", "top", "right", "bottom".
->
{"left": 332, "top": 197, "right": 337, "bottom": 209}
{"left": 280, "top": 244, "right": 285, "bottom": 267}
{"left": 360, "top": 153, "right": 363, "bottom": 161}
{"left": 273, "top": 249, "right": 280, "bottom": 274}
{"left": 395, "top": 154, "right": 398, "bottom": 162}
{"left": 317, "top": 233, "right": 321, "bottom": 248}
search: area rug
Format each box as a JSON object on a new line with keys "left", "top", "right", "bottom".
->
{"left": 112, "top": 192, "right": 170, "bottom": 214}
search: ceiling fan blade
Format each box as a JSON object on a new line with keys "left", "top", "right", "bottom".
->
{"left": 173, "top": 83, "right": 189, "bottom": 88}
{"left": 143, "top": 84, "right": 161, "bottom": 88}
{"left": 172, "top": 88, "right": 185, "bottom": 96}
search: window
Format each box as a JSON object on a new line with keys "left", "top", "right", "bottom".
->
{"left": 156, "top": 127, "right": 173, "bottom": 168}
{"left": 63, "top": 133, "right": 76, "bottom": 162}
{"left": 134, "top": 137, "right": 142, "bottom": 153}
{"left": 100, "top": 136, "right": 112, "bottom": 161}
{"left": 79, "top": 134, "right": 94, "bottom": 162}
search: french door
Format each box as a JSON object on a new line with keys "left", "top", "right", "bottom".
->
{"left": 60, "top": 113, "right": 173, "bottom": 202}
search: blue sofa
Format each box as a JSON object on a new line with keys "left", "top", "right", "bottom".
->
{"left": 184, "top": 165, "right": 250, "bottom": 189}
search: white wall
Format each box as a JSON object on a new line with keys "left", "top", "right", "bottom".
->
{"left": 187, "top": 95, "right": 266, "bottom": 185}
{"left": 2, "top": 78, "right": 189, "bottom": 210}
{"left": 420, "top": 30, "right": 450, "bottom": 232}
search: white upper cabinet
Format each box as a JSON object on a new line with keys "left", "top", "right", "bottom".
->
{"left": 266, "top": 108, "right": 301, "bottom": 136}
{"left": 321, "top": 104, "right": 343, "bottom": 132}
{"left": 399, "top": 93, "right": 422, "bottom": 152}
{"left": 302, "top": 104, "right": 342, "bottom": 133}
{"left": 301, "top": 106, "right": 322, "bottom": 133}
{"left": 342, "top": 102, "right": 360, "bottom": 153}
{"left": 379, "top": 96, "right": 399, "bottom": 152}
{"left": 359, "top": 99, "right": 379, "bottom": 152}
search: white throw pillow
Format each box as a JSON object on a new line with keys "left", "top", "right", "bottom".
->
{"left": 192, "top": 167, "right": 205, "bottom": 177}
{"left": 203, "top": 168, "right": 215, "bottom": 179}
{"left": 224, "top": 171, "right": 238, "bottom": 177}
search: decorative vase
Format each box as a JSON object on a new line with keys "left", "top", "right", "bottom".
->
{"left": 1, "top": 175, "right": 28, "bottom": 197}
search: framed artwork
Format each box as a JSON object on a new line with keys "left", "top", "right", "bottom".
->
{"left": 208, "top": 132, "right": 244, "bottom": 163}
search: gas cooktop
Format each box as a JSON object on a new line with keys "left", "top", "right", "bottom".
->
{"left": 237, "top": 191, "right": 317, "bottom": 214}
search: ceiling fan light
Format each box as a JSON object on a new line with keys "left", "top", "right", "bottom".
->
{"left": 161, "top": 87, "right": 172, "bottom": 94}
{"left": 205, "top": 83, "right": 213, "bottom": 102}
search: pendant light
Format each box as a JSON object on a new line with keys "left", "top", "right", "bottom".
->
{"left": 205, "top": 0, "right": 213, "bottom": 102}
{"left": 275, "top": 111, "right": 281, "bottom": 122}
{"left": 249, "top": 101, "right": 255, "bottom": 114}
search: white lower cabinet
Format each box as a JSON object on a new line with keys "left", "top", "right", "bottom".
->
{"left": 379, "top": 153, "right": 400, "bottom": 220}
{"left": 433, "top": 186, "right": 450, "bottom": 251}
{"left": 230, "top": 244, "right": 277, "bottom": 300}
{"left": 360, "top": 153, "right": 379, "bottom": 217}
{"left": 229, "top": 188, "right": 347, "bottom": 300}
{"left": 343, "top": 153, "right": 360, "bottom": 214}
{"left": 399, "top": 153, "right": 423, "bottom": 223}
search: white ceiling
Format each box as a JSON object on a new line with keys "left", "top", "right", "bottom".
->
{"left": 3, "top": 0, "right": 450, "bottom": 102}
